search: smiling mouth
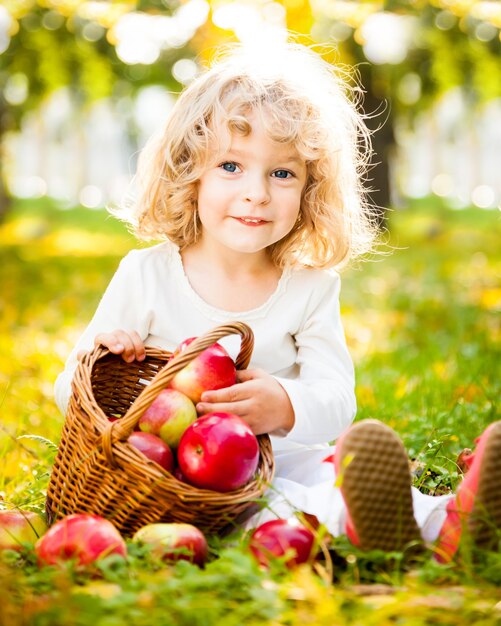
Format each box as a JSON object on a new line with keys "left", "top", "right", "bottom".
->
{"left": 234, "top": 217, "right": 270, "bottom": 225}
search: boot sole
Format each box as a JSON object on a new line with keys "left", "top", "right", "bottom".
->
{"left": 338, "top": 420, "right": 421, "bottom": 552}
{"left": 469, "top": 421, "right": 501, "bottom": 548}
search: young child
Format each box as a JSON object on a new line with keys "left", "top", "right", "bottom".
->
{"left": 54, "top": 41, "right": 500, "bottom": 562}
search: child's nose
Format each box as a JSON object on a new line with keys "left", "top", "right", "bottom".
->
{"left": 244, "top": 176, "right": 271, "bottom": 205}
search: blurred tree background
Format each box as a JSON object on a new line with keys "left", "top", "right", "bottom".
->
{"left": 1, "top": 0, "right": 500, "bottom": 221}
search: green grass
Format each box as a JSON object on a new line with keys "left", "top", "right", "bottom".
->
{"left": 0, "top": 197, "right": 500, "bottom": 625}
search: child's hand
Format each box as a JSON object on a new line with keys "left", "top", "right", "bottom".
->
{"left": 93, "top": 330, "right": 146, "bottom": 363}
{"left": 196, "top": 369, "right": 295, "bottom": 436}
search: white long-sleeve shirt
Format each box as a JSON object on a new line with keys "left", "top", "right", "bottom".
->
{"left": 54, "top": 241, "right": 356, "bottom": 452}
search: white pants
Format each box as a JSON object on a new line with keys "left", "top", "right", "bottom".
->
{"left": 243, "top": 446, "right": 453, "bottom": 543}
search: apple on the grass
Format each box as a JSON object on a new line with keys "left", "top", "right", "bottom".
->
{"left": 128, "top": 432, "right": 174, "bottom": 472}
{"left": 35, "top": 514, "right": 127, "bottom": 567}
{"left": 249, "top": 519, "right": 316, "bottom": 568}
{"left": 0, "top": 509, "right": 47, "bottom": 550}
{"left": 169, "top": 338, "right": 236, "bottom": 404}
{"left": 177, "top": 412, "right": 259, "bottom": 492}
{"left": 139, "top": 388, "right": 197, "bottom": 448}
{"left": 132, "top": 522, "right": 208, "bottom": 567}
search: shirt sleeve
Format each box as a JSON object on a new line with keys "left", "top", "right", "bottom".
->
{"left": 53, "top": 251, "right": 150, "bottom": 415}
{"left": 272, "top": 271, "right": 356, "bottom": 445}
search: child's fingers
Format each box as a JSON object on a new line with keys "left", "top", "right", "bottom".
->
{"left": 196, "top": 399, "right": 266, "bottom": 435}
{"left": 95, "top": 331, "right": 125, "bottom": 353}
{"left": 196, "top": 401, "right": 233, "bottom": 415}
{"left": 197, "top": 385, "right": 243, "bottom": 414}
{"left": 196, "top": 397, "right": 250, "bottom": 418}
{"left": 200, "top": 383, "right": 249, "bottom": 404}
{"left": 127, "top": 330, "right": 146, "bottom": 362}
{"left": 94, "top": 331, "right": 145, "bottom": 362}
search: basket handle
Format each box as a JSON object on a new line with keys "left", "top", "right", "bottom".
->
{"left": 101, "top": 321, "right": 254, "bottom": 463}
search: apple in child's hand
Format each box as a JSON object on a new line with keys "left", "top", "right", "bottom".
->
{"left": 132, "top": 522, "right": 208, "bottom": 566}
{"left": 35, "top": 514, "right": 127, "bottom": 567}
{"left": 249, "top": 519, "right": 316, "bottom": 568}
{"left": 177, "top": 412, "right": 259, "bottom": 492}
{"left": 169, "top": 338, "right": 236, "bottom": 404}
{"left": 0, "top": 509, "right": 47, "bottom": 550}
{"left": 128, "top": 432, "right": 174, "bottom": 472}
{"left": 139, "top": 388, "right": 197, "bottom": 448}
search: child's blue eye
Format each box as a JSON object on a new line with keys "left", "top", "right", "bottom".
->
{"left": 221, "top": 162, "right": 239, "bottom": 173}
{"left": 273, "top": 170, "right": 293, "bottom": 179}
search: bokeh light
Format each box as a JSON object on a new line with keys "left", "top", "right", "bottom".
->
{"left": 360, "top": 13, "right": 417, "bottom": 64}
{"left": 397, "top": 73, "right": 422, "bottom": 105}
{"left": 431, "top": 174, "right": 454, "bottom": 198}
{"left": 172, "top": 58, "right": 199, "bottom": 85}
{"left": 4, "top": 73, "right": 29, "bottom": 105}
{"left": 0, "top": 5, "right": 13, "bottom": 53}
{"left": 113, "top": 0, "right": 209, "bottom": 65}
{"left": 212, "top": 1, "right": 286, "bottom": 44}
{"left": 471, "top": 185, "right": 496, "bottom": 208}
{"left": 79, "top": 185, "right": 103, "bottom": 209}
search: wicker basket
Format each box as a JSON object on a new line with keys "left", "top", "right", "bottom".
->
{"left": 45, "top": 322, "right": 275, "bottom": 537}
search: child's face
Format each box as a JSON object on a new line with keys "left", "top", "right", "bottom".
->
{"left": 195, "top": 112, "right": 307, "bottom": 260}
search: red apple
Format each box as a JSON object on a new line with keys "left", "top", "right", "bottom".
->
{"left": 174, "top": 466, "right": 188, "bottom": 483}
{"left": 249, "top": 519, "right": 316, "bottom": 568}
{"left": 128, "top": 432, "right": 174, "bottom": 472}
{"left": 169, "top": 338, "right": 236, "bottom": 404}
{"left": 177, "top": 412, "right": 259, "bottom": 492}
{"left": 0, "top": 509, "right": 47, "bottom": 550}
{"left": 139, "top": 388, "right": 197, "bottom": 448}
{"left": 132, "top": 522, "right": 208, "bottom": 566}
{"left": 35, "top": 514, "right": 127, "bottom": 567}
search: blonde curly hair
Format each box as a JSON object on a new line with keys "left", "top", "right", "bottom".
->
{"left": 118, "top": 41, "right": 378, "bottom": 269}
